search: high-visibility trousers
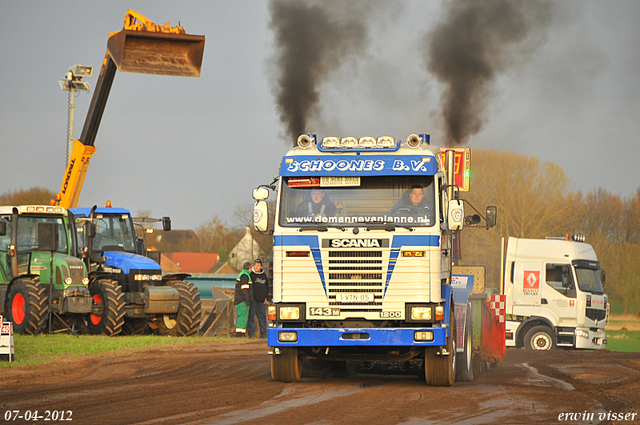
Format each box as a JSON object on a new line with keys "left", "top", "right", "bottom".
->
{"left": 235, "top": 302, "right": 250, "bottom": 331}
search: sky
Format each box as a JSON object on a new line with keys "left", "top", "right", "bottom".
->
{"left": 1, "top": 1, "right": 639, "bottom": 231}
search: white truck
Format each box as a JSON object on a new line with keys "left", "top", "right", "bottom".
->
{"left": 253, "top": 133, "right": 505, "bottom": 386}
{"left": 503, "top": 235, "right": 608, "bottom": 350}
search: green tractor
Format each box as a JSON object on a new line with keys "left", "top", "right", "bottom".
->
{"left": 0, "top": 206, "right": 92, "bottom": 334}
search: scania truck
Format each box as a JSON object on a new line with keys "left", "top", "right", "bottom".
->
{"left": 253, "top": 134, "right": 505, "bottom": 386}
{"left": 503, "top": 235, "right": 608, "bottom": 350}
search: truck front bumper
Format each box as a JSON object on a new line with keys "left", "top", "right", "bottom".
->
{"left": 267, "top": 326, "right": 447, "bottom": 348}
{"left": 575, "top": 328, "right": 607, "bottom": 349}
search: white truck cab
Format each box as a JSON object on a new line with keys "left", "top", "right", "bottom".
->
{"left": 503, "top": 235, "right": 608, "bottom": 350}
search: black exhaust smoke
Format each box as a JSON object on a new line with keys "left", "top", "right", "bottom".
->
{"left": 269, "top": 0, "right": 370, "bottom": 146}
{"left": 424, "top": 0, "right": 553, "bottom": 147}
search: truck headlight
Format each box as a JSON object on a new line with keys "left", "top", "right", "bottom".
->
{"left": 278, "top": 331, "right": 298, "bottom": 342}
{"left": 64, "top": 278, "right": 73, "bottom": 285}
{"left": 576, "top": 329, "right": 589, "bottom": 339}
{"left": 82, "top": 278, "right": 89, "bottom": 285}
{"left": 279, "top": 306, "right": 300, "bottom": 320}
{"left": 411, "top": 307, "right": 432, "bottom": 321}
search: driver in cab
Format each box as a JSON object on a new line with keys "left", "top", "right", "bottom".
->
{"left": 295, "top": 188, "right": 337, "bottom": 219}
{"left": 389, "top": 185, "right": 432, "bottom": 218}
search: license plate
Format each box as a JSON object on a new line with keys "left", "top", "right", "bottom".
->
{"left": 336, "top": 293, "right": 374, "bottom": 302}
{"left": 309, "top": 307, "right": 340, "bottom": 316}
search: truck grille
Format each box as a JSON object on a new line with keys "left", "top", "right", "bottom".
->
{"left": 327, "top": 250, "right": 383, "bottom": 311}
{"left": 586, "top": 308, "right": 606, "bottom": 321}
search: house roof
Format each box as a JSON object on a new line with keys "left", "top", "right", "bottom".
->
{"left": 167, "top": 252, "right": 219, "bottom": 274}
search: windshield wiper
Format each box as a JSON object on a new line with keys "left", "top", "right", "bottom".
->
{"left": 298, "top": 226, "right": 328, "bottom": 232}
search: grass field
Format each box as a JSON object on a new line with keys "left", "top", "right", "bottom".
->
{"left": 0, "top": 334, "right": 226, "bottom": 368}
{"left": 605, "top": 330, "right": 640, "bottom": 352}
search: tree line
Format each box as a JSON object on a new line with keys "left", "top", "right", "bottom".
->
{"left": 3, "top": 150, "right": 639, "bottom": 313}
{"left": 461, "top": 149, "right": 640, "bottom": 314}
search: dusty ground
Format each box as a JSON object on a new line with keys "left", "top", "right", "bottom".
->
{"left": 1, "top": 340, "right": 639, "bottom": 425}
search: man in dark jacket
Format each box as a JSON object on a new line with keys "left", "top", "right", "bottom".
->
{"left": 248, "top": 258, "right": 270, "bottom": 338}
{"left": 234, "top": 262, "right": 252, "bottom": 336}
{"left": 295, "top": 188, "right": 337, "bottom": 218}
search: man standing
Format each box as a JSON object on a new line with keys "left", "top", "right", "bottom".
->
{"left": 248, "top": 258, "right": 269, "bottom": 339}
{"left": 233, "top": 261, "right": 252, "bottom": 337}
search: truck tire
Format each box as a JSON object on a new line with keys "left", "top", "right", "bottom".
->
{"left": 87, "top": 279, "right": 125, "bottom": 336}
{"left": 456, "top": 305, "right": 474, "bottom": 382}
{"left": 271, "top": 348, "right": 302, "bottom": 382}
{"left": 524, "top": 325, "right": 555, "bottom": 351}
{"left": 120, "top": 318, "right": 148, "bottom": 335}
{"left": 7, "top": 278, "right": 47, "bottom": 335}
{"left": 157, "top": 280, "right": 202, "bottom": 337}
{"left": 425, "top": 311, "right": 456, "bottom": 386}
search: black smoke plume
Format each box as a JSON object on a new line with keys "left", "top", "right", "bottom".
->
{"left": 425, "top": 0, "right": 553, "bottom": 147}
{"left": 269, "top": 0, "right": 368, "bottom": 145}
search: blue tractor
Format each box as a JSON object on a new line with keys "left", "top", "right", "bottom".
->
{"left": 71, "top": 205, "right": 202, "bottom": 336}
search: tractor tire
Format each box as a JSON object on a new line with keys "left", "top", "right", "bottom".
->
{"left": 120, "top": 318, "right": 148, "bottom": 335}
{"left": 524, "top": 325, "right": 555, "bottom": 351}
{"left": 7, "top": 278, "right": 47, "bottom": 335}
{"left": 157, "top": 280, "right": 202, "bottom": 336}
{"left": 425, "top": 311, "right": 456, "bottom": 386}
{"left": 87, "top": 279, "right": 125, "bottom": 336}
{"left": 271, "top": 348, "right": 302, "bottom": 382}
{"left": 455, "top": 304, "right": 474, "bottom": 382}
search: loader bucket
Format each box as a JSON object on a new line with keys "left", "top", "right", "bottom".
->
{"left": 107, "top": 30, "right": 205, "bottom": 77}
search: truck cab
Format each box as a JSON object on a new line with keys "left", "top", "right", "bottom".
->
{"left": 504, "top": 235, "right": 608, "bottom": 350}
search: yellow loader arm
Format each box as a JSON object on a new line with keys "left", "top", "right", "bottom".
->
{"left": 56, "top": 10, "right": 204, "bottom": 208}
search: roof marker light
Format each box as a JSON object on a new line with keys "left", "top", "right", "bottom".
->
{"left": 341, "top": 137, "right": 358, "bottom": 147}
{"left": 322, "top": 137, "right": 341, "bottom": 148}
{"left": 377, "top": 136, "right": 395, "bottom": 147}
{"left": 358, "top": 137, "right": 377, "bottom": 147}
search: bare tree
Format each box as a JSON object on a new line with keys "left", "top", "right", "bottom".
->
{"left": 0, "top": 187, "right": 56, "bottom": 206}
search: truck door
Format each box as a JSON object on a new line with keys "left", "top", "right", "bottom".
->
{"left": 542, "top": 263, "right": 577, "bottom": 321}
{"left": 512, "top": 261, "right": 542, "bottom": 317}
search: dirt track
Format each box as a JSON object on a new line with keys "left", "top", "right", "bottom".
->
{"left": 1, "top": 340, "right": 639, "bottom": 425}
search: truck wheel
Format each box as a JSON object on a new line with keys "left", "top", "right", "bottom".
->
{"left": 524, "top": 325, "right": 555, "bottom": 351}
{"left": 120, "top": 318, "right": 148, "bottom": 335}
{"left": 271, "top": 348, "right": 302, "bottom": 382}
{"left": 7, "top": 278, "right": 47, "bottom": 335}
{"left": 157, "top": 280, "right": 202, "bottom": 336}
{"left": 425, "top": 311, "right": 456, "bottom": 386}
{"left": 87, "top": 279, "right": 125, "bottom": 336}
{"left": 456, "top": 305, "right": 474, "bottom": 382}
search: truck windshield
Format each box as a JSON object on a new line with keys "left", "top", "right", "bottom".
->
{"left": 16, "top": 216, "right": 69, "bottom": 254}
{"left": 574, "top": 263, "right": 605, "bottom": 295}
{"left": 92, "top": 214, "right": 137, "bottom": 253}
{"left": 279, "top": 176, "right": 436, "bottom": 228}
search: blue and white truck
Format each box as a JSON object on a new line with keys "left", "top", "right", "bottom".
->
{"left": 253, "top": 134, "right": 505, "bottom": 386}
{"left": 70, "top": 206, "right": 202, "bottom": 336}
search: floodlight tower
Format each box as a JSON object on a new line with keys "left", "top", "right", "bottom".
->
{"left": 59, "top": 65, "right": 93, "bottom": 164}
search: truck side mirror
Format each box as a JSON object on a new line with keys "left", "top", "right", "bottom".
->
{"left": 0, "top": 221, "right": 6, "bottom": 236}
{"left": 600, "top": 269, "right": 606, "bottom": 288}
{"left": 254, "top": 200, "right": 269, "bottom": 233}
{"left": 447, "top": 200, "right": 464, "bottom": 231}
{"left": 253, "top": 187, "right": 270, "bottom": 200}
{"left": 85, "top": 222, "right": 96, "bottom": 238}
{"left": 161, "top": 217, "right": 171, "bottom": 231}
{"left": 486, "top": 206, "right": 497, "bottom": 228}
